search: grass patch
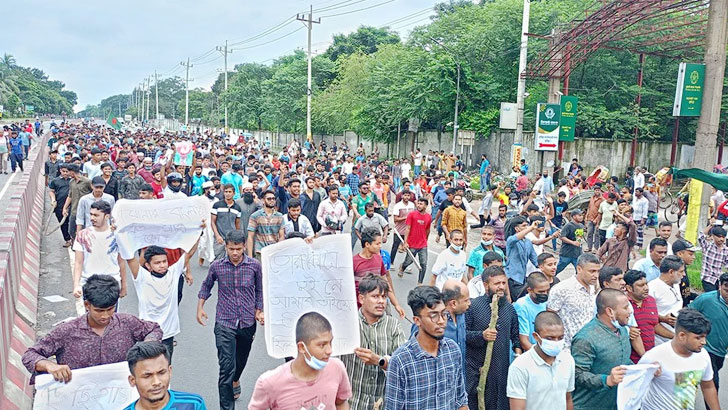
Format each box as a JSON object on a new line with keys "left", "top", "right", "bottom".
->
{"left": 687, "top": 251, "right": 703, "bottom": 292}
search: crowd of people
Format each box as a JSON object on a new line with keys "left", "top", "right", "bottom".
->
{"left": 17, "top": 120, "right": 728, "bottom": 410}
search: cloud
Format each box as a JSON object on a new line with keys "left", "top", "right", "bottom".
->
{"left": 4, "top": 0, "right": 434, "bottom": 111}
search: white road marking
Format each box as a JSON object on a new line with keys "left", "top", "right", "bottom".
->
{"left": 0, "top": 171, "right": 18, "bottom": 202}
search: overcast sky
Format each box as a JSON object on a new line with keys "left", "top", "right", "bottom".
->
{"left": 3, "top": 0, "right": 442, "bottom": 111}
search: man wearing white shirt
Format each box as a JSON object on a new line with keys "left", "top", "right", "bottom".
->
{"left": 648, "top": 255, "right": 685, "bottom": 344}
{"left": 400, "top": 159, "right": 411, "bottom": 181}
{"left": 632, "top": 187, "right": 650, "bottom": 250}
{"left": 282, "top": 198, "right": 314, "bottom": 241}
{"left": 633, "top": 167, "right": 645, "bottom": 192}
{"left": 430, "top": 230, "right": 468, "bottom": 290}
{"left": 411, "top": 148, "right": 423, "bottom": 176}
{"left": 316, "top": 185, "right": 347, "bottom": 235}
{"left": 638, "top": 308, "right": 720, "bottom": 410}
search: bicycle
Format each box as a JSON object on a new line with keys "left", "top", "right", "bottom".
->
{"left": 664, "top": 182, "right": 689, "bottom": 228}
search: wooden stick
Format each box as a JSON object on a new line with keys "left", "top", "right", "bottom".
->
{"left": 477, "top": 294, "right": 500, "bottom": 410}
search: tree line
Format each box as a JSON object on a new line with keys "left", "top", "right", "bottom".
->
{"left": 0, "top": 53, "right": 77, "bottom": 116}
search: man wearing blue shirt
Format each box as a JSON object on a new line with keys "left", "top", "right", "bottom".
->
{"left": 479, "top": 155, "right": 490, "bottom": 192}
{"left": 513, "top": 272, "right": 550, "bottom": 351}
{"left": 220, "top": 164, "right": 244, "bottom": 199}
{"left": 633, "top": 238, "right": 668, "bottom": 282}
{"left": 505, "top": 216, "right": 540, "bottom": 301}
{"left": 8, "top": 130, "right": 24, "bottom": 172}
{"left": 124, "top": 341, "right": 207, "bottom": 410}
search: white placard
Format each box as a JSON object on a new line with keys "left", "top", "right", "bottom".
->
{"left": 111, "top": 197, "right": 208, "bottom": 259}
{"left": 33, "top": 362, "right": 138, "bottom": 410}
{"left": 262, "top": 235, "right": 360, "bottom": 359}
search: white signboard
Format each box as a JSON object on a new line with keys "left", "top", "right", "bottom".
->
{"left": 261, "top": 235, "right": 360, "bottom": 359}
{"left": 534, "top": 103, "right": 560, "bottom": 152}
{"left": 499, "top": 102, "right": 517, "bottom": 129}
{"left": 33, "top": 362, "right": 138, "bottom": 410}
{"left": 112, "top": 197, "right": 208, "bottom": 259}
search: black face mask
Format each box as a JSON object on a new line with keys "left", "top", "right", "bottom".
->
{"left": 150, "top": 270, "right": 168, "bottom": 279}
{"left": 533, "top": 293, "right": 549, "bottom": 304}
{"left": 243, "top": 192, "right": 254, "bottom": 204}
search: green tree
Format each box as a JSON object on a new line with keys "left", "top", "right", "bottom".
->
{"left": 323, "top": 26, "right": 401, "bottom": 61}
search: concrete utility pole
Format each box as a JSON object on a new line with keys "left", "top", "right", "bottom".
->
{"left": 543, "top": 29, "right": 562, "bottom": 173}
{"left": 297, "top": 5, "right": 320, "bottom": 143}
{"left": 216, "top": 40, "right": 233, "bottom": 133}
{"left": 181, "top": 58, "right": 193, "bottom": 127}
{"left": 692, "top": 0, "right": 728, "bottom": 232}
{"left": 145, "top": 76, "right": 151, "bottom": 123}
{"left": 140, "top": 82, "right": 145, "bottom": 123}
{"left": 514, "top": 0, "right": 531, "bottom": 146}
{"left": 155, "top": 71, "right": 159, "bottom": 122}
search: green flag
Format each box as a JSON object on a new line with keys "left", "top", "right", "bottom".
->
{"left": 106, "top": 112, "right": 121, "bottom": 130}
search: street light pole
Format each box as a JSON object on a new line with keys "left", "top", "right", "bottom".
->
{"left": 515, "top": 0, "right": 531, "bottom": 146}
{"left": 453, "top": 62, "right": 460, "bottom": 154}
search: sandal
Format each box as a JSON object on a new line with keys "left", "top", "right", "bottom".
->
{"left": 233, "top": 382, "right": 241, "bottom": 400}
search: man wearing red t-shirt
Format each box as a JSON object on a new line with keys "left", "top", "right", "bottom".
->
{"left": 625, "top": 269, "right": 661, "bottom": 363}
{"left": 398, "top": 197, "right": 432, "bottom": 285}
{"left": 353, "top": 228, "right": 405, "bottom": 317}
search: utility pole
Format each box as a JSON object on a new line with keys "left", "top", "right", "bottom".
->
{"left": 297, "top": 5, "right": 320, "bottom": 143}
{"left": 216, "top": 40, "right": 233, "bottom": 134}
{"left": 429, "top": 37, "right": 462, "bottom": 154}
{"left": 140, "top": 82, "right": 145, "bottom": 123}
{"left": 155, "top": 71, "right": 159, "bottom": 123}
{"left": 181, "top": 58, "right": 193, "bottom": 127}
{"left": 514, "top": 0, "right": 531, "bottom": 147}
{"left": 692, "top": 0, "right": 728, "bottom": 235}
{"left": 145, "top": 76, "right": 151, "bottom": 123}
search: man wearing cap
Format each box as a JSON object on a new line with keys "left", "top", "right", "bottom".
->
{"left": 75, "top": 176, "right": 116, "bottom": 233}
{"left": 673, "top": 238, "right": 700, "bottom": 306}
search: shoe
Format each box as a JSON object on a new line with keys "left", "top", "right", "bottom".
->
{"left": 63, "top": 241, "right": 72, "bottom": 247}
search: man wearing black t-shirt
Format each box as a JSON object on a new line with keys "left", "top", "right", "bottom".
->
{"left": 556, "top": 209, "right": 585, "bottom": 274}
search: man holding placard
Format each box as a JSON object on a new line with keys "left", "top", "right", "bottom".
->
{"left": 22, "top": 275, "right": 162, "bottom": 383}
{"left": 341, "top": 275, "right": 407, "bottom": 410}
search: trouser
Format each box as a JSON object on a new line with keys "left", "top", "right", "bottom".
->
{"left": 635, "top": 220, "right": 645, "bottom": 248}
{"left": 215, "top": 322, "right": 256, "bottom": 410}
{"left": 709, "top": 352, "right": 724, "bottom": 392}
{"left": 703, "top": 279, "right": 718, "bottom": 293}
{"left": 68, "top": 213, "right": 77, "bottom": 238}
{"left": 549, "top": 226, "right": 560, "bottom": 250}
{"left": 390, "top": 232, "right": 404, "bottom": 266}
{"left": 0, "top": 152, "right": 6, "bottom": 172}
{"left": 598, "top": 229, "right": 607, "bottom": 249}
{"left": 351, "top": 228, "right": 359, "bottom": 249}
{"left": 556, "top": 256, "right": 579, "bottom": 275}
{"left": 508, "top": 278, "right": 526, "bottom": 302}
{"left": 480, "top": 175, "right": 486, "bottom": 192}
{"left": 9, "top": 153, "right": 23, "bottom": 172}
{"left": 213, "top": 241, "right": 226, "bottom": 261}
{"left": 53, "top": 206, "right": 72, "bottom": 242}
{"left": 177, "top": 274, "right": 185, "bottom": 304}
{"left": 401, "top": 247, "right": 428, "bottom": 283}
{"left": 470, "top": 214, "right": 490, "bottom": 229}
{"left": 23, "top": 145, "right": 29, "bottom": 159}
{"left": 414, "top": 165, "right": 421, "bottom": 176}
{"left": 162, "top": 337, "right": 175, "bottom": 362}
{"left": 586, "top": 221, "right": 599, "bottom": 250}
{"left": 394, "top": 177, "right": 401, "bottom": 191}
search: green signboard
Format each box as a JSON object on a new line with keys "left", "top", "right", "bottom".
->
{"left": 535, "top": 103, "right": 560, "bottom": 151}
{"left": 559, "top": 96, "right": 578, "bottom": 141}
{"left": 673, "top": 62, "right": 705, "bottom": 117}
{"left": 25, "top": 105, "right": 34, "bottom": 112}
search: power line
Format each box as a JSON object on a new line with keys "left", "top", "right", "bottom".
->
{"left": 391, "top": 15, "right": 433, "bottom": 30}
{"left": 380, "top": 7, "right": 433, "bottom": 27}
{"left": 319, "top": 0, "right": 396, "bottom": 18}
{"left": 228, "top": 16, "right": 297, "bottom": 47}
{"left": 314, "top": 0, "right": 372, "bottom": 13}
{"left": 230, "top": 26, "right": 306, "bottom": 51}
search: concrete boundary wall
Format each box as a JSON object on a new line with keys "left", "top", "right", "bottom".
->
{"left": 0, "top": 135, "right": 48, "bottom": 410}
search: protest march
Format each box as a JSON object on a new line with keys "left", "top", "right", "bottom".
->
{"left": 20, "top": 120, "right": 726, "bottom": 410}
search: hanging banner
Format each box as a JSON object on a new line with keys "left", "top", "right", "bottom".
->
{"left": 673, "top": 62, "right": 705, "bottom": 117}
{"left": 684, "top": 179, "right": 703, "bottom": 244}
{"left": 261, "top": 235, "right": 360, "bottom": 359}
{"left": 33, "top": 362, "right": 138, "bottom": 410}
{"left": 559, "top": 96, "right": 578, "bottom": 141}
{"left": 512, "top": 143, "right": 523, "bottom": 168}
{"left": 535, "top": 103, "right": 560, "bottom": 151}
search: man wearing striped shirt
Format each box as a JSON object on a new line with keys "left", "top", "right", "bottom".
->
{"left": 341, "top": 275, "right": 406, "bottom": 410}
{"left": 246, "top": 190, "right": 284, "bottom": 258}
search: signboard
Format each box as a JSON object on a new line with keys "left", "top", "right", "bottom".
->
{"left": 25, "top": 105, "right": 34, "bottom": 112}
{"left": 261, "top": 235, "right": 360, "bottom": 359}
{"left": 33, "top": 362, "right": 138, "bottom": 410}
{"left": 0, "top": 104, "right": 4, "bottom": 113}
{"left": 535, "top": 103, "right": 560, "bottom": 151}
{"left": 499, "top": 102, "right": 517, "bottom": 129}
{"left": 512, "top": 143, "right": 523, "bottom": 168}
{"left": 673, "top": 62, "right": 705, "bottom": 117}
{"left": 559, "top": 96, "right": 578, "bottom": 141}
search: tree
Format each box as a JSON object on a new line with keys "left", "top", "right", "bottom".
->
{"left": 323, "top": 26, "right": 401, "bottom": 62}
{"left": 224, "top": 63, "right": 273, "bottom": 130}
{"left": 1, "top": 54, "right": 16, "bottom": 69}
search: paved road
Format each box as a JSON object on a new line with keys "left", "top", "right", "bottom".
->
{"left": 36, "top": 191, "right": 727, "bottom": 409}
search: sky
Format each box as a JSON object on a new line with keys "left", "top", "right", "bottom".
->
{"left": 3, "top": 0, "right": 442, "bottom": 112}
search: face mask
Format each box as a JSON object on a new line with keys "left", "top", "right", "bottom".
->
{"left": 206, "top": 190, "right": 216, "bottom": 198}
{"left": 538, "top": 336, "right": 565, "bottom": 357}
{"left": 481, "top": 240, "right": 493, "bottom": 247}
{"left": 144, "top": 165, "right": 152, "bottom": 170}
{"left": 451, "top": 244, "right": 462, "bottom": 251}
{"left": 150, "top": 270, "right": 167, "bottom": 279}
{"left": 302, "top": 343, "right": 328, "bottom": 371}
{"left": 533, "top": 293, "right": 548, "bottom": 304}
{"left": 243, "top": 192, "right": 254, "bottom": 204}
{"left": 611, "top": 318, "right": 621, "bottom": 329}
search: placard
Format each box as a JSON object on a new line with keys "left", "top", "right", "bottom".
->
{"left": 112, "top": 197, "right": 208, "bottom": 259}
{"left": 33, "top": 362, "right": 138, "bottom": 410}
{"left": 261, "top": 235, "right": 360, "bottom": 359}
{"left": 173, "top": 141, "right": 194, "bottom": 166}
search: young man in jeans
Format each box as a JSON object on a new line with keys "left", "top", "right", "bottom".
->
{"left": 399, "top": 197, "right": 432, "bottom": 284}
{"left": 556, "top": 209, "right": 585, "bottom": 274}
{"left": 197, "top": 230, "right": 264, "bottom": 409}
